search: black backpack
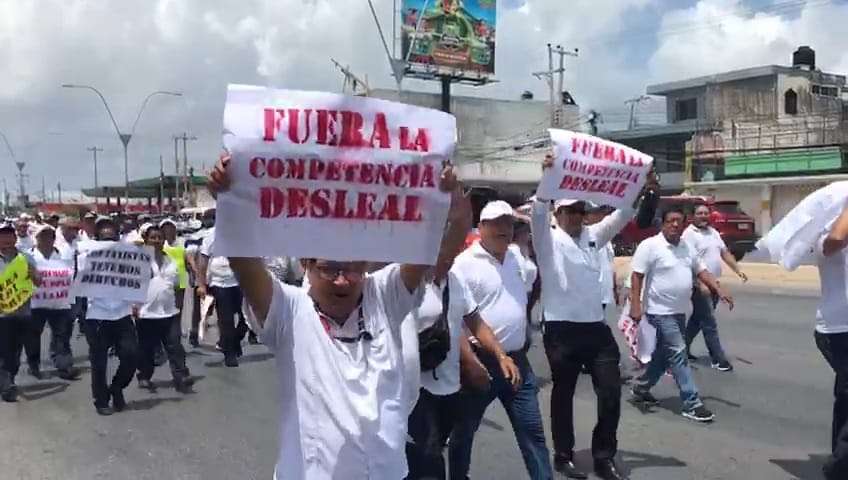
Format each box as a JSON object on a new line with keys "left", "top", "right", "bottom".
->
{"left": 418, "top": 283, "right": 451, "bottom": 373}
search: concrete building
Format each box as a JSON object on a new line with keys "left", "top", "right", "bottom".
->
{"left": 371, "top": 88, "right": 580, "bottom": 195}
{"left": 605, "top": 46, "right": 848, "bottom": 233}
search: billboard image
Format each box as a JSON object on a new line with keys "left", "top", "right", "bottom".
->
{"left": 401, "top": 0, "right": 497, "bottom": 75}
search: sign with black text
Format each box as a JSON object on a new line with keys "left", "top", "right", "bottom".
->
{"left": 73, "top": 240, "right": 153, "bottom": 303}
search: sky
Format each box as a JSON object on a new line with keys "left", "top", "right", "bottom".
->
{"left": 0, "top": 0, "right": 847, "bottom": 201}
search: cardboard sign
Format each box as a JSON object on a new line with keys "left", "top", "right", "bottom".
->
{"left": 32, "top": 257, "right": 74, "bottom": 310}
{"left": 0, "top": 255, "right": 34, "bottom": 313}
{"left": 216, "top": 85, "right": 456, "bottom": 264}
{"left": 536, "top": 129, "right": 654, "bottom": 209}
{"left": 73, "top": 240, "right": 153, "bottom": 303}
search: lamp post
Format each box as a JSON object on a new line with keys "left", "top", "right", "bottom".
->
{"left": 0, "top": 131, "right": 13, "bottom": 216}
{"left": 62, "top": 85, "right": 181, "bottom": 211}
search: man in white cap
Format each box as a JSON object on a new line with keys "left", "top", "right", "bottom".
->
{"left": 531, "top": 156, "right": 657, "bottom": 480}
{"left": 450, "top": 200, "right": 553, "bottom": 480}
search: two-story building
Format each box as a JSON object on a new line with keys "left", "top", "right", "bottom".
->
{"left": 606, "top": 46, "right": 848, "bottom": 233}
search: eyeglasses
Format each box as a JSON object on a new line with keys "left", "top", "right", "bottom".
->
{"left": 313, "top": 263, "right": 365, "bottom": 282}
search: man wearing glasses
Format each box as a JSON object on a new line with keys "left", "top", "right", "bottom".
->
{"left": 207, "top": 155, "right": 456, "bottom": 479}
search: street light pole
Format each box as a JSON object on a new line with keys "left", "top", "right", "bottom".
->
{"left": 62, "top": 85, "right": 181, "bottom": 211}
{"left": 87, "top": 146, "right": 103, "bottom": 207}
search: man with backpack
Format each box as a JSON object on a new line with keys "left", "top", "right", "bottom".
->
{"left": 404, "top": 191, "right": 521, "bottom": 480}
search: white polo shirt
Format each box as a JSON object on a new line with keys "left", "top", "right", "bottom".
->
{"left": 200, "top": 227, "right": 238, "bottom": 288}
{"left": 631, "top": 232, "right": 706, "bottom": 316}
{"left": 600, "top": 243, "right": 616, "bottom": 306}
{"left": 139, "top": 254, "right": 180, "bottom": 319}
{"left": 30, "top": 248, "right": 74, "bottom": 310}
{"left": 404, "top": 270, "right": 478, "bottom": 398}
{"left": 682, "top": 224, "right": 727, "bottom": 278}
{"left": 816, "top": 235, "right": 848, "bottom": 334}
{"left": 453, "top": 242, "right": 530, "bottom": 353}
{"left": 249, "top": 264, "right": 420, "bottom": 480}
{"left": 531, "top": 200, "right": 633, "bottom": 323}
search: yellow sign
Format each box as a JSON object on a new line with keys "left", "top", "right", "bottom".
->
{"left": 164, "top": 246, "right": 188, "bottom": 289}
{"left": 0, "top": 254, "right": 35, "bottom": 314}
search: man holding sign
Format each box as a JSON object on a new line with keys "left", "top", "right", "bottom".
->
{"left": 532, "top": 140, "right": 656, "bottom": 480}
{"left": 209, "top": 86, "right": 457, "bottom": 479}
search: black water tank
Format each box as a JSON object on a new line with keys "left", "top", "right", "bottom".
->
{"left": 793, "top": 46, "right": 815, "bottom": 70}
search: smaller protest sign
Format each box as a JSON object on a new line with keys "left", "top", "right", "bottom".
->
{"left": 536, "top": 129, "right": 654, "bottom": 209}
{"left": 32, "top": 257, "right": 74, "bottom": 310}
{"left": 0, "top": 255, "right": 35, "bottom": 314}
{"left": 73, "top": 240, "right": 153, "bottom": 303}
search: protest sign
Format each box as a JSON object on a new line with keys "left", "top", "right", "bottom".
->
{"left": 31, "top": 257, "right": 74, "bottom": 309}
{"left": 536, "top": 129, "right": 654, "bottom": 209}
{"left": 164, "top": 245, "right": 188, "bottom": 289}
{"left": 0, "top": 255, "right": 34, "bottom": 313}
{"left": 73, "top": 240, "right": 153, "bottom": 303}
{"left": 216, "top": 85, "right": 457, "bottom": 264}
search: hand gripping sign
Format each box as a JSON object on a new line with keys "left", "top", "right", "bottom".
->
{"left": 536, "top": 129, "right": 654, "bottom": 209}
{"left": 215, "top": 85, "right": 457, "bottom": 264}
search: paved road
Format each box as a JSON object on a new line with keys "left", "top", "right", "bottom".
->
{"left": 0, "top": 287, "right": 833, "bottom": 480}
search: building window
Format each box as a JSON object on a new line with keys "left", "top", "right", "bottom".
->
{"left": 812, "top": 85, "right": 821, "bottom": 95}
{"left": 675, "top": 98, "right": 697, "bottom": 121}
{"left": 784, "top": 89, "right": 798, "bottom": 115}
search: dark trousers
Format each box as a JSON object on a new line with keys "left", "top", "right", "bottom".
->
{"left": 543, "top": 321, "right": 621, "bottom": 462}
{"left": 210, "top": 286, "right": 248, "bottom": 357}
{"left": 405, "top": 389, "right": 462, "bottom": 480}
{"left": 136, "top": 315, "right": 189, "bottom": 382}
{"left": 189, "top": 289, "right": 202, "bottom": 338}
{"left": 449, "top": 350, "right": 553, "bottom": 480}
{"left": 84, "top": 317, "right": 139, "bottom": 408}
{"left": 20, "top": 314, "right": 46, "bottom": 370}
{"left": 32, "top": 309, "right": 74, "bottom": 372}
{"left": 815, "top": 331, "right": 848, "bottom": 479}
{"left": 0, "top": 316, "right": 28, "bottom": 392}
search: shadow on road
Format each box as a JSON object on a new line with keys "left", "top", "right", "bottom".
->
{"left": 127, "top": 397, "right": 184, "bottom": 411}
{"left": 205, "top": 352, "right": 274, "bottom": 368}
{"left": 480, "top": 418, "right": 505, "bottom": 432}
{"left": 19, "top": 381, "right": 70, "bottom": 401}
{"left": 769, "top": 454, "right": 829, "bottom": 479}
{"left": 573, "top": 448, "right": 686, "bottom": 476}
{"left": 151, "top": 374, "right": 206, "bottom": 391}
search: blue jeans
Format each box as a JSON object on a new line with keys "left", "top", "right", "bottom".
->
{"left": 635, "top": 314, "right": 703, "bottom": 411}
{"left": 686, "top": 289, "right": 728, "bottom": 365}
{"left": 448, "top": 350, "right": 553, "bottom": 480}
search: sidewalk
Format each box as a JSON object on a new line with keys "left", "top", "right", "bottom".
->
{"left": 613, "top": 257, "right": 820, "bottom": 294}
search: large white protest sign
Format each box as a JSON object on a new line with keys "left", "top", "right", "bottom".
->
{"left": 536, "top": 129, "right": 654, "bottom": 209}
{"left": 215, "top": 85, "right": 456, "bottom": 264}
{"left": 73, "top": 240, "right": 153, "bottom": 303}
{"left": 32, "top": 257, "right": 74, "bottom": 309}
{"left": 756, "top": 181, "right": 848, "bottom": 270}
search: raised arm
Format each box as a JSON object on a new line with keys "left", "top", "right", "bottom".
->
{"left": 589, "top": 208, "right": 635, "bottom": 248}
{"left": 823, "top": 205, "right": 848, "bottom": 257}
{"left": 433, "top": 177, "right": 472, "bottom": 284}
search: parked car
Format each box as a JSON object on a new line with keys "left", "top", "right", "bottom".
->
{"left": 613, "top": 195, "right": 758, "bottom": 260}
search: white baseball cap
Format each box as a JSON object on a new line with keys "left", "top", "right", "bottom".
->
{"left": 159, "top": 218, "right": 177, "bottom": 228}
{"left": 479, "top": 200, "right": 516, "bottom": 222}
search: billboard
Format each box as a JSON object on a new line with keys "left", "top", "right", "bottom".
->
{"left": 401, "top": 0, "right": 497, "bottom": 75}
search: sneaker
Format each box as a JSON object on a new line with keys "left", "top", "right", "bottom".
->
{"left": 682, "top": 405, "right": 715, "bottom": 422}
{"left": 174, "top": 378, "right": 194, "bottom": 394}
{"left": 57, "top": 367, "right": 81, "bottom": 381}
{"left": 712, "top": 361, "right": 734, "bottom": 372}
{"left": 137, "top": 379, "right": 157, "bottom": 392}
{"left": 630, "top": 388, "right": 659, "bottom": 405}
{"left": 224, "top": 355, "right": 239, "bottom": 368}
{"left": 1, "top": 386, "right": 18, "bottom": 402}
{"left": 95, "top": 405, "right": 114, "bottom": 416}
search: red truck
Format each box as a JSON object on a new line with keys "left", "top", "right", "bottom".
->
{"left": 614, "top": 195, "right": 758, "bottom": 260}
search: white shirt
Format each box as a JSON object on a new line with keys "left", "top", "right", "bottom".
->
{"left": 816, "top": 235, "right": 848, "bottom": 334}
{"left": 200, "top": 227, "right": 238, "bottom": 288}
{"left": 86, "top": 296, "right": 133, "bottom": 321}
{"left": 16, "top": 235, "right": 34, "bottom": 252}
{"left": 631, "top": 233, "right": 706, "bottom": 316}
{"left": 453, "top": 242, "right": 529, "bottom": 352}
{"left": 531, "top": 200, "right": 632, "bottom": 323}
{"left": 30, "top": 248, "right": 74, "bottom": 310}
{"left": 599, "top": 243, "right": 616, "bottom": 306}
{"left": 249, "top": 264, "right": 420, "bottom": 480}
{"left": 122, "top": 230, "right": 143, "bottom": 244}
{"left": 139, "top": 254, "right": 179, "bottom": 319}
{"left": 682, "top": 224, "right": 727, "bottom": 278}
{"left": 405, "top": 270, "right": 478, "bottom": 398}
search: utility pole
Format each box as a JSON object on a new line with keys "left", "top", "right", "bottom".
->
{"left": 176, "top": 133, "right": 197, "bottom": 207}
{"left": 41, "top": 176, "right": 46, "bottom": 203}
{"left": 173, "top": 136, "right": 180, "bottom": 207}
{"left": 57, "top": 181, "right": 62, "bottom": 204}
{"left": 533, "top": 44, "right": 579, "bottom": 127}
{"left": 158, "top": 154, "right": 165, "bottom": 213}
{"left": 87, "top": 146, "right": 103, "bottom": 206}
{"left": 1, "top": 179, "right": 7, "bottom": 216}
{"left": 625, "top": 95, "right": 651, "bottom": 130}
{"left": 15, "top": 162, "right": 27, "bottom": 207}
{"left": 331, "top": 58, "right": 370, "bottom": 96}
